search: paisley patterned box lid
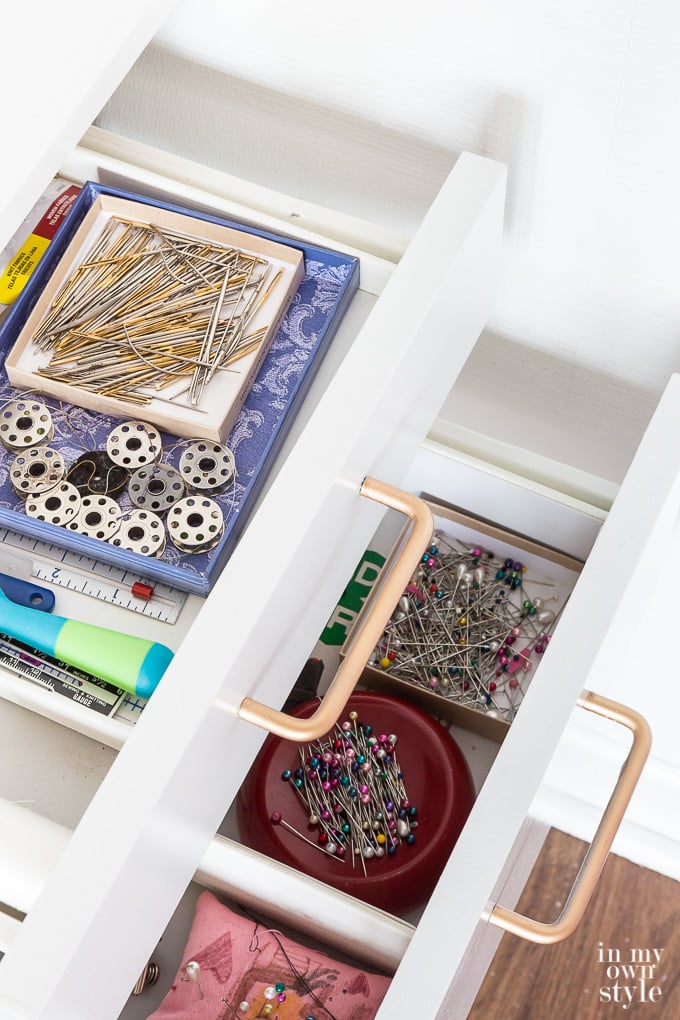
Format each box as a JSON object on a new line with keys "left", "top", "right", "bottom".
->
{"left": 0, "top": 182, "right": 359, "bottom": 596}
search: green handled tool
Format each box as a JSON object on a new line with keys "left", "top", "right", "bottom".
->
{"left": 0, "top": 586, "right": 173, "bottom": 698}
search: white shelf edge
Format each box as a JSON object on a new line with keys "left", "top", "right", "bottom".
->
{"left": 421, "top": 432, "right": 613, "bottom": 520}
{"left": 0, "top": 674, "right": 132, "bottom": 750}
{"left": 0, "top": 799, "right": 413, "bottom": 973}
{"left": 81, "top": 126, "right": 410, "bottom": 263}
{"left": 62, "top": 130, "right": 399, "bottom": 297}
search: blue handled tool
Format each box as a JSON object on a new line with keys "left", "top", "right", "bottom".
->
{"left": 0, "top": 572, "right": 55, "bottom": 612}
{"left": 0, "top": 586, "right": 173, "bottom": 698}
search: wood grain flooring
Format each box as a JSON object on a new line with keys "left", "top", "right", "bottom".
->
{"left": 468, "top": 829, "right": 680, "bottom": 1018}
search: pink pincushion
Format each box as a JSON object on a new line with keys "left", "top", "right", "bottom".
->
{"left": 147, "top": 890, "right": 390, "bottom": 1019}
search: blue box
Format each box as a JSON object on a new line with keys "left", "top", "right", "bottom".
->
{"left": 0, "top": 182, "right": 360, "bottom": 595}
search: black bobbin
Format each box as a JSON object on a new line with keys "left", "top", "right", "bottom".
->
{"left": 66, "top": 450, "right": 129, "bottom": 497}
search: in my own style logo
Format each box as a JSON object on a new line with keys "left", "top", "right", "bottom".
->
{"left": 597, "top": 941, "right": 665, "bottom": 1008}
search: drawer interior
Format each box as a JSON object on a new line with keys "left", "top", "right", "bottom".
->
{"left": 119, "top": 874, "right": 405, "bottom": 1019}
{"left": 115, "top": 450, "right": 606, "bottom": 1014}
{"left": 0, "top": 142, "right": 392, "bottom": 751}
{"left": 0, "top": 141, "right": 510, "bottom": 794}
{"left": 3, "top": 61, "right": 675, "bottom": 1012}
{"left": 0, "top": 138, "right": 567, "bottom": 1017}
{"left": 0, "top": 161, "right": 394, "bottom": 966}
{"left": 0, "top": 443, "right": 606, "bottom": 1011}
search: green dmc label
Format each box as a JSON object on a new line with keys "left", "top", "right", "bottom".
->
{"left": 320, "top": 549, "right": 386, "bottom": 646}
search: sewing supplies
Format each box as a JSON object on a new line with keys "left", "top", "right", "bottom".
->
{"left": 275, "top": 712, "right": 418, "bottom": 873}
{"left": 5, "top": 196, "right": 305, "bottom": 442}
{"left": 25, "top": 481, "right": 81, "bottom": 528}
{"left": 0, "top": 586, "right": 173, "bottom": 697}
{"left": 0, "top": 570, "right": 128, "bottom": 715}
{"left": 365, "top": 513, "right": 581, "bottom": 729}
{"left": 106, "top": 420, "right": 162, "bottom": 468}
{"left": 0, "top": 524, "right": 185, "bottom": 623}
{"left": 0, "top": 395, "right": 234, "bottom": 560}
{"left": 237, "top": 691, "right": 475, "bottom": 914}
{"left": 65, "top": 450, "right": 129, "bottom": 496}
{"left": 178, "top": 440, "right": 236, "bottom": 495}
{"left": 0, "top": 181, "right": 80, "bottom": 310}
{"left": 166, "top": 496, "right": 225, "bottom": 553}
{"left": 128, "top": 462, "right": 186, "bottom": 515}
{"left": 147, "top": 890, "right": 390, "bottom": 1019}
{"left": 0, "top": 632, "right": 127, "bottom": 717}
{"left": 214, "top": 935, "right": 341, "bottom": 1020}
{"left": 131, "top": 960, "right": 160, "bottom": 997}
{"left": 10, "top": 446, "right": 66, "bottom": 498}
{"left": 0, "top": 398, "right": 53, "bottom": 449}
{"left": 110, "top": 509, "right": 166, "bottom": 557}
{"left": 0, "top": 572, "right": 54, "bottom": 612}
{"left": 0, "top": 181, "right": 361, "bottom": 595}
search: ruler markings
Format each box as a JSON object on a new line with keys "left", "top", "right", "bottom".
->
{"left": 0, "top": 634, "right": 128, "bottom": 717}
{"left": 0, "top": 526, "right": 186, "bottom": 623}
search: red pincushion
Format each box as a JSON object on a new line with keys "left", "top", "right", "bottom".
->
{"left": 236, "top": 691, "right": 475, "bottom": 916}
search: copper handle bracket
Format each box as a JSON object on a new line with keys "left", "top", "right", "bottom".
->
{"left": 489, "top": 691, "right": 652, "bottom": 944}
{"left": 238, "top": 476, "right": 434, "bottom": 741}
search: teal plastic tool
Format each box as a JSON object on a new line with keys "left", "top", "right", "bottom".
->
{"left": 0, "top": 587, "right": 173, "bottom": 697}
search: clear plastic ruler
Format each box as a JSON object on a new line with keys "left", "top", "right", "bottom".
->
{"left": 0, "top": 526, "right": 186, "bottom": 624}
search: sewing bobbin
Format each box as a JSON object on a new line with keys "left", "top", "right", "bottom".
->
{"left": 109, "top": 509, "right": 166, "bottom": 557}
{"left": 106, "top": 420, "right": 162, "bottom": 469}
{"left": 166, "top": 496, "right": 224, "bottom": 554}
{"left": 25, "top": 481, "right": 81, "bottom": 528}
{"left": 67, "top": 495, "right": 122, "bottom": 541}
{"left": 128, "top": 463, "right": 185, "bottom": 514}
{"left": 66, "top": 450, "right": 129, "bottom": 497}
{"left": 10, "top": 446, "right": 66, "bottom": 498}
{"left": 0, "top": 399, "right": 53, "bottom": 450}
{"left": 179, "top": 440, "right": 235, "bottom": 495}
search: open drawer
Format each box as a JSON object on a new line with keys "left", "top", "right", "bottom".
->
{"left": 122, "top": 399, "right": 670, "bottom": 1020}
{"left": 1, "top": 360, "right": 678, "bottom": 1020}
{"left": 0, "top": 113, "right": 510, "bottom": 1017}
{"left": 0, "top": 9, "right": 676, "bottom": 1019}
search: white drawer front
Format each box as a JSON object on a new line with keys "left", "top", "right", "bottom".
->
{"left": 0, "top": 153, "right": 506, "bottom": 1018}
{"left": 377, "top": 374, "right": 680, "bottom": 1018}
{"left": 0, "top": 2, "right": 173, "bottom": 252}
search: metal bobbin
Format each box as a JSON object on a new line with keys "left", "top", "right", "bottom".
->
{"left": 67, "top": 495, "right": 121, "bottom": 541}
{"left": 109, "top": 509, "right": 166, "bottom": 557}
{"left": 106, "top": 420, "right": 162, "bottom": 469}
{"left": 179, "top": 440, "right": 235, "bottom": 495}
{"left": 128, "top": 463, "right": 185, "bottom": 514}
{"left": 0, "top": 399, "right": 53, "bottom": 450}
{"left": 166, "top": 496, "right": 224, "bottom": 554}
{"left": 25, "top": 481, "right": 81, "bottom": 527}
{"left": 66, "top": 450, "right": 129, "bottom": 497}
{"left": 131, "top": 960, "right": 160, "bottom": 996}
{"left": 10, "top": 446, "right": 66, "bottom": 498}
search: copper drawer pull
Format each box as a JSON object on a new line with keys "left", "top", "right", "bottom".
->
{"left": 489, "top": 691, "right": 651, "bottom": 944}
{"left": 238, "top": 477, "right": 433, "bottom": 741}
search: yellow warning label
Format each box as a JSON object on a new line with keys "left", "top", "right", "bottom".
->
{"left": 0, "top": 233, "right": 50, "bottom": 305}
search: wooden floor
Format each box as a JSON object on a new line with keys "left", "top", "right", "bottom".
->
{"left": 468, "top": 829, "right": 680, "bottom": 1018}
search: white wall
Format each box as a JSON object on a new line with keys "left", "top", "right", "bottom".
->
{"left": 97, "top": 0, "right": 680, "bottom": 485}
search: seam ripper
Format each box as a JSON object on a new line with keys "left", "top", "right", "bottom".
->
{"left": 0, "top": 586, "right": 173, "bottom": 698}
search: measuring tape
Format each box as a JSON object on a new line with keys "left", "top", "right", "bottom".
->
{"left": 0, "top": 526, "right": 186, "bottom": 624}
{"left": 0, "top": 632, "right": 132, "bottom": 719}
{"left": 0, "top": 631, "right": 147, "bottom": 724}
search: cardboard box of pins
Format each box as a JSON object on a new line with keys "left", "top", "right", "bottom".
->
{"left": 5, "top": 194, "right": 304, "bottom": 442}
{"left": 342, "top": 497, "right": 583, "bottom": 744}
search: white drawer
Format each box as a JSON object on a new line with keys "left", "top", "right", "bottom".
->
{"left": 0, "top": 123, "right": 508, "bottom": 1016}
{"left": 1, "top": 355, "right": 678, "bottom": 1020}
{"left": 1, "top": 7, "right": 677, "bottom": 1017}
{"left": 0, "top": 382, "right": 675, "bottom": 1018}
